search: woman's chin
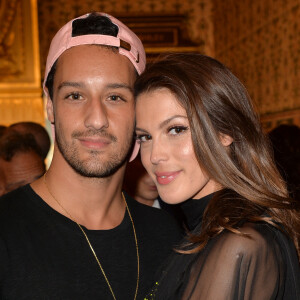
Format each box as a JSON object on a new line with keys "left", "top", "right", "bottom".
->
{"left": 159, "top": 194, "right": 187, "bottom": 205}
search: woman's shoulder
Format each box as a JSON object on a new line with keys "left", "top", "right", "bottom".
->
{"left": 213, "top": 222, "right": 281, "bottom": 258}
{"left": 186, "top": 222, "right": 300, "bottom": 299}
{"left": 195, "top": 221, "right": 287, "bottom": 271}
{"left": 202, "top": 220, "right": 299, "bottom": 279}
{"left": 221, "top": 222, "right": 273, "bottom": 244}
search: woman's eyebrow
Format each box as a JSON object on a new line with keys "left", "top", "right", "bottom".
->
{"left": 135, "top": 127, "right": 148, "bottom": 133}
{"left": 158, "top": 115, "right": 188, "bottom": 129}
{"left": 136, "top": 115, "right": 187, "bottom": 133}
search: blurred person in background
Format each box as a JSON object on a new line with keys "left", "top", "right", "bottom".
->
{"left": 9, "top": 121, "right": 51, "bottom": 160}
{"left": 0, "top": 130, "right": 45, "bottom": 195}
{"left": 269, "top": 124, "right": 300, "bottom": 201}
{"left": 0, "top": 167, "right": 5, "bottom": 197}
{"left": 0, "top": 125, "right": 6, "bottom": 137}
{"left": 124, "top": 153, "right": 160, "bottom": 208}
{"left": 0, "top": 125, "right": 6, "bottom": 196}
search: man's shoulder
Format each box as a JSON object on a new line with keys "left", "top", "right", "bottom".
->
{"left": 0, "top": 185, "right": 34, "bottom": 220}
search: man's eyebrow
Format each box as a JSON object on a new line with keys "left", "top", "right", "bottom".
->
{"left": 57, "top": 82, "right": 133, "bottom": 93}
{"left": 57, "top": 82, "right": 83, "bottom": 90}
{"left": 106, "top": 83, "right": 133, "bottom": 93}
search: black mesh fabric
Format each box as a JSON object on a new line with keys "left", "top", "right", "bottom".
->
{"left": 145, "top": 194, "right": 300, "bottom": 300}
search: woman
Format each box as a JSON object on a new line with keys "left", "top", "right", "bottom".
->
{"left": 134, "top": 53, "right": 300, "bottom": 299}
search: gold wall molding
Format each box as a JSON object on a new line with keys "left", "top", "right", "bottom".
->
{"left": 214, "top": 0, "right": 300, "bottom": 122}
{"left": 115, "top": 14, "right": 202, "bottom": 62}
{"left": 0, "top": 0, "right": 20, "bottom": 77}
{"left": 0, "top": 0, "right": 43, "bottom": 126}
{"left": 36, "top": 0, "right": 300, "bottom": 130}
{"left": 0, "top": 97, "right": 44, "bottom": 124}
{"left": 261, "top": 109, "right": 300, "bottom": 132}
{"left": 37, "top": 0, "right": 214, "bottom": 79}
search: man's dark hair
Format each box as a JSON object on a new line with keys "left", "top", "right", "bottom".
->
{"left": 45, "top": 13, "right": 119, "bottom": 100}
{"left": 0, "top": 131, "right": 44, "bottom": 162}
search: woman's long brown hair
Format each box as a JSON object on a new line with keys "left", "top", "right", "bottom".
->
{"left": 134, "top": 53, "right": 300, "bottom": 260}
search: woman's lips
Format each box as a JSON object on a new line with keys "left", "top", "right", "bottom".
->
{"left": 155, "top": 171, "right": 181, "bottom": 185}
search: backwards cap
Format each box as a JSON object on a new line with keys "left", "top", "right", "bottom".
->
{"left": 43, "top": 12, "right": 146, "bottom": 94}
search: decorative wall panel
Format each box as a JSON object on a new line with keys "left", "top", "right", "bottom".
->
{"left": 214, "top": 0, "right": 300, "bottom": 130}
{"left": 0, "top": 0, "right": 44, "bottom": 126}
{"left": 37, "top": 0, "right": 214, "bottom": 79}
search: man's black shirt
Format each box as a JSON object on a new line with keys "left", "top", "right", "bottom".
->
{"left": 0, "top": 185, "right": 181, "bottom": 299}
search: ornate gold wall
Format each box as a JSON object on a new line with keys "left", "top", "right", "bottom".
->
{"left": 214, "top": 0, "right": 300, "bottom": 130}
{"left": 3, "top": 0, "right": 298, "bottom": 130}
{"left": 0, "top": 0, "right": 213, "bottom": 126}
{"left": 0, "top": 0, "right": 44, "bottom": 126}
{"left": 37, "top": 0, "right": 214, "bottom": 78}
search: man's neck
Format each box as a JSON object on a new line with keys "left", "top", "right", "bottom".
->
{"left": 31, "top": 152, "right": 127, "bottom": 230}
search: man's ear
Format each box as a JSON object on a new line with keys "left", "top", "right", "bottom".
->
{"left": 220, "top": 133, "right": 233, "bottom": 147}
{"left": 45, "top": 89, "right": 54, "bottom": 124}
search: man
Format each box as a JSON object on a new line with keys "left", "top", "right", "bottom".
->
{"left": 9, "top": 121, "right": 51, "bottom": 160}
{"left": 0, "top": 130, "right": 45, "bottom": 196}
{"left": 0, "top": 12, "right": 181, "bottom": 299}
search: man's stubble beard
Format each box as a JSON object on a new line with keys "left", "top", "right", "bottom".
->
{"left": 55, "top": 126, "right": 134, "bottom": 178}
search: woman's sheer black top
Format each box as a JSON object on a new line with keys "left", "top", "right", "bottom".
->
{"left": 145, "top": 193, "right": 300, "bottom": 300}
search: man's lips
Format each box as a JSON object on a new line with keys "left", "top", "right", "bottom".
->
{"left": 78, "top": 137, "right": 111, "bottom": 149}
{"left": 155, "top": 171, "right": 181, "bottom": 185}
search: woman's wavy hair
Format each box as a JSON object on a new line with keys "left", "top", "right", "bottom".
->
{"left": 134, "top": 53, "right": 300, "bottom": 260}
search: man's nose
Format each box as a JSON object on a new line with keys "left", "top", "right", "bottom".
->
{"left": 84, "top": 98, "right": 109, "bottom": 130}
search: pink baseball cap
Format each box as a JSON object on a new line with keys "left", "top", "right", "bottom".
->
{"left": 43, "top": 12, "right": 146, "bottom": 94}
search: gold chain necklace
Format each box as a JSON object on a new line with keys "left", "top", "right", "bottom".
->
{"left": 43, "top": 174, "right": 139, "bottom": 300}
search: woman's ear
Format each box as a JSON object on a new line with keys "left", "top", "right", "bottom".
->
{"left": 129, "top": 141, "right": 140, "bottom": 162}
{"left": 220, "top": 133, "right": 233, "bottom": 147}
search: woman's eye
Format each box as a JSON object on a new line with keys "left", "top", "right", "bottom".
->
{"left": 136, "top": 134, "right": 152, "bottom": 143}
{"left": 169, "top": 126, "right": 188, "bottom": 135}
{"left": 66, "top": 93, "right": 82, "bottom": 100}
